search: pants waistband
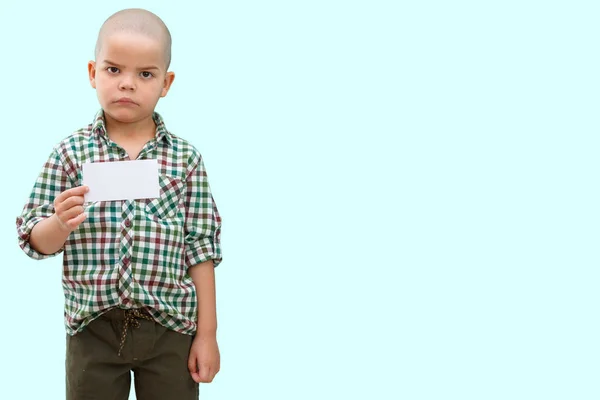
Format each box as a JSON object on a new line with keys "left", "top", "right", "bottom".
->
{"left": 99, "top": 306, "right": 153, "bottom": 321}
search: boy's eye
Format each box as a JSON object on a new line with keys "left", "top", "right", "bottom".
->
{"left": 107, "top": 67, "right": 119, "bottom": 74}
{"left": 140, "top": 71, "right": 153, "bottom": 78}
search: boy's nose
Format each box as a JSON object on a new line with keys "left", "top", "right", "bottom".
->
{"left": 119, "top": 78, "right": 136, "bottom": 91}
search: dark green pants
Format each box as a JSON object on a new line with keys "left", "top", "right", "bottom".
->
{"left": 66, "top": 307, "right": 199, "bottom": 399}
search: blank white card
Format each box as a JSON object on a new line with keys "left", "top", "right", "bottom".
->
{"left": 82, "top": 159, "right": 160, "bottom": 202}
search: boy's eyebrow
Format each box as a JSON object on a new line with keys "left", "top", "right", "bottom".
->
{"left": 102, "top": 59, "right": 160, "bottom": 70}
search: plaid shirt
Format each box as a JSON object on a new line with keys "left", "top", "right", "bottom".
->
{"left": 15, "top": 109, "right": 222, "bottom": 336}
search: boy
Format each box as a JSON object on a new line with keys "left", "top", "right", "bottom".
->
{"left": 15, "top": 8, "right": 222, "bottom": 400}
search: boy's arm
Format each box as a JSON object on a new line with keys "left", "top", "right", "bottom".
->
{"left": 182, "top": 151, "right": 223, "bottom": 270}
{"left": 28, "top": 184, "right": 89, "bottom": 255}
{"left": 183, "top": 151, "right": 222, "bottom": 383}
{"left": 187, "top": 259, "right": 220, "bottom": 383}
{"left": 29, "top": 214, "right": 72, "bottom": 255}
{"left": 188, "top": 259, "right": 217, "bottom": 335}
{"left": 16, "top": 148, "right": 75, "bottom": 259}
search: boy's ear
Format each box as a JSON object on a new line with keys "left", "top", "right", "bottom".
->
{"left": 88, "top": 61, "right": 97, "bottom": 89}
{"left": 160, "top": 72, "right": 175, "bottom": 97}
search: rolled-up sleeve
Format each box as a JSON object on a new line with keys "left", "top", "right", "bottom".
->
{"left": 184, "top": 152, "right": 223, "bottom": 268}
{"left": 16, "top": 148, "right": 70, "bottom": 260}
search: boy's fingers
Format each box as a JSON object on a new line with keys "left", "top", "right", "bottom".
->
{"left": 199, "top": 364, "right": 211, "bottom": 382}
{"left": 68, "top": 206, "right": 85, "bottom": 216}
{"left": 187, "top": 355, "right": 197, "bottom": 374}
{"left": 55, "top": 186, "right": 89, "bottom": 205}
{"left": 191, "top": 372, "right": 201, "bottom": 383}
{"left": 63, "top": 185, "right": 89, "bottom": 199}
{"left": 64, "top": 196, "right": 86, "bottom": 208}
{"left": 61, "top": 206, "right": 85, "bottom": 225}
{"left": 188, "top": 356, "right": 201, "bottom": 383}
{"left": 66, "top": 213, "right": 86, "bottom": 229}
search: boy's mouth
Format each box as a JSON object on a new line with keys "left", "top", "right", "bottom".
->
{"left": 115, "top": 97, "right": 137, "bottom": 105}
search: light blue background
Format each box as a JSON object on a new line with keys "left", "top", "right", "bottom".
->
{"left": 1, "top": 0, "right": 597, "bottom": 399}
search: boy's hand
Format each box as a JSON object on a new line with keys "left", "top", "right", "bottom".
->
{"left": 188, "top": 334, "right": 220, "bottom": 383}
{"left": 53, "top": 186, "right": 89, "bottom": 232}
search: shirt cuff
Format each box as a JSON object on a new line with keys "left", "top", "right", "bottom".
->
{"left": 185, "top": 237, "right": 222, "bottom": 268}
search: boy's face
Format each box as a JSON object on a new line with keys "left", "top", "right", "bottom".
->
{"left": 88, "top": 33, "right": 174, "bottom": 126}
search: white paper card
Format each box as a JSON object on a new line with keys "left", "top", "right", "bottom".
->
{"left": 82, "top": 159, "right": 160, "bottom": 202}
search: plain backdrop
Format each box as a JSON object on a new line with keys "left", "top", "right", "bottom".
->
{"left": 1, "top": 1, "right": 599, "bottom": 399}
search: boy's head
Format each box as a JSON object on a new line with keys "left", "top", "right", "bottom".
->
{"left": 88, "top": 8, "right": 175, "bottom": 125}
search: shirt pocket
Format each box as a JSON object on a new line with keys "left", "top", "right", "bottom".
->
{"left": 144, "top": 175, "right": 185, "bottom": 220}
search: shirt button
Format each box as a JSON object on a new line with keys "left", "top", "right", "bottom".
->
{"left": 123, "top": 257, "right": 130, "bottom": 266}
{"left": 125, "top": 219, "right": 131, "bottom": 227}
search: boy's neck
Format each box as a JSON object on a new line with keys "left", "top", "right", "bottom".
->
{"left": 104, "top": 113, "right": 156, "bottom": 143}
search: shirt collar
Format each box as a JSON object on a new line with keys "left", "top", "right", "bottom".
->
{"left": 91, "top": 109, "right": 173, "bottom": 147}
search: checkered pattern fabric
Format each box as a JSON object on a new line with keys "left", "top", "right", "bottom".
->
{"left": 16, "top": 109, "right": 222, "bottom": 336}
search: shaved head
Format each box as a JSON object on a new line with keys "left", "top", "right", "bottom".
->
{"left": 95, "top": 8, "right": 172, "bottom": 69}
